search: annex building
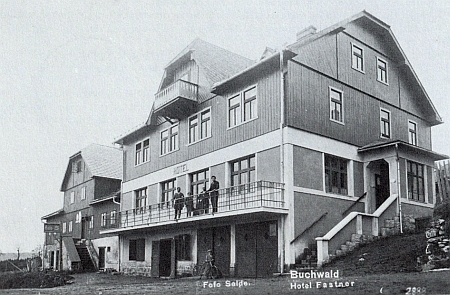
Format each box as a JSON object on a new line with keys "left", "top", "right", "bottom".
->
{"left": 100, "top": 11, "right": 445, "bottom": 277}
{"left": 42, "top": 144, "right": 122, "bottom": 272}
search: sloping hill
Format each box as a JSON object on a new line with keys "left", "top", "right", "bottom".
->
{"left": 322, "top": 233, "right": 427, "bottom": 276}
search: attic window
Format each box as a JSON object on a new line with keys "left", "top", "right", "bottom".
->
{"left": 73, "top": 161, "right": 82, "bottom": 173}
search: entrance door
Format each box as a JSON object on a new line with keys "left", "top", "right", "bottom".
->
{"left": 98, "top": 247, "right": 105, "bottom": 270}
{"left": 236, "top": 221, "right": 278, "bottom": 278}
{"left": 197, "top": 226, "right": 230, "bottom": 277}
{"left": 375, "top": 161, "right": 390, "bottom": 209}
{"left": 159, "top": 239, "right": 172, "bottom": 277}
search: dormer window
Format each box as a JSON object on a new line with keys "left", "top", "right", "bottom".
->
{"left": 228, "top": 86, "right": 258, "bottom": 128}
{"left": 160, "top": 124, "right": 179, "bottom": 155}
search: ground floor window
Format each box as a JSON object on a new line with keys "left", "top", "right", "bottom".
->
{"left": 324, "top": 154, "right": 348, "bottom": 195}
{"left": 407, "top": 161, "right": 425, "bottom": 202}
{"left": 129, "top": 239, "right": 145, "bottom": 261}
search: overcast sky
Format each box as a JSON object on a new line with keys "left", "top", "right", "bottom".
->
{"left": 1, "top": 0, "right": 449, "bottom": 253}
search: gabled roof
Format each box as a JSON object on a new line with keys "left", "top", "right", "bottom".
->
{"left": 60, "top": 144, "right": 122, "bottom": 191}
{"left": 161, "top": 38, "right": 254, "bottom": 89}
{"left": 288, "top": 10, "right": 443, "bottom": 126}
{"left": 41, "top": 208, "right": 64, "bottom": 220}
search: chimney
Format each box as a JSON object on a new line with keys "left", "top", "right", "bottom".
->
{"left": 296, "top": 25, "right": 317, "bottom": 42}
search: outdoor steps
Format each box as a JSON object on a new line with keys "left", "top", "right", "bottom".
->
{"left": 75, "top": 243, "right": 96, "bottom": 272}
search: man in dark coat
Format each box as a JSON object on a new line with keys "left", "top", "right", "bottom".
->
{"left": 172, "top": 187, "right": 184, "bottom": 220}
{"left": 208, "top": 176, "right": 220, "bottom": 213}
{"left": 185, "top": 192, "right": 194, "bottom": 217}
{"left": 200, "top": 186, "right": 209, "bottom": 214}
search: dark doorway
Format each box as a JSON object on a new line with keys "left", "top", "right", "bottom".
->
{"left": 98, "top": 247, "right": 105, "bottom": 270}
{"left": 81, "top": 218, "right": 87, "bottom": 239}
{"left": 236, "top": 221, "right": 278, "bottom": 278}
{"left": 159, "top": 239, "right": 172, "bottom": 277}
{"left": 375, "top": 161, "right": 390, "bottom": 209}
{"left": 197, "top": 226, "right": 230, "bottom": 277}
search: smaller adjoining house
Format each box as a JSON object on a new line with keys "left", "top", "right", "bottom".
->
{"left": 42, "top": 144, "right": 122, "bottom": 272}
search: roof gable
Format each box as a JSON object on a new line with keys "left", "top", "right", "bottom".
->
{"left": 288, "top": 10, "right": 442, "bottom": 125}
{"left": 60, "top": 144, "right": 122, "bottom": 191}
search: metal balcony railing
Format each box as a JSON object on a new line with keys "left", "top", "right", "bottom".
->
{"left": 114, "top": 180, "right": 285, "bottom": 229}
{"left": 154, "top": 79, "right": 198, "bottom": 111}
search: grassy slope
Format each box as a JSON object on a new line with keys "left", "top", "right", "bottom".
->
{"left": 322, "top": 233, "right": 427, "bottom": 276}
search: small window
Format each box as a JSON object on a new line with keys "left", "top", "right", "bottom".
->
{"left": 68, "top": 221, "right": 73, "bottom": 232}
{"left": 111, "top": 211, "right": 117, "bottom": 225}
{"left": 81, "top": 186, "right": 86, "bottom": 200}
{"left": 135, "top": 139, "right": 150, "bottom": 165}
{"left": 70, "top": 191, "right": 75, "bottom": 204}
{"left": 329, "top": 87, "right": 344, "bottom": 123}
{"left": 75, "top": 212, "right": 81, "bottom": 223}
{"left": 351, "top": 43, "right": 364, "bottom": 72}
{"left": 62, "top": 222, "right": 67, "bottom": 234}
{"left": 408, "top": 120, "right": 417, "bottom": 146}
{"left": 101, "top": 213, "right": 107, "bottom": 227}
{"left": 228, "top": 86, "right": 257, "bottom": 128}
{"left": 189, "top": 108, "right": 211, "bottom": 144}
{"left": 160, "top": 124, "right": 179, "bottom": 155}
{"left": 89, "top": 216, "right": 94, "bottom": 229}
{"left": 377, "top": 57, "right": 388, "bottom": 84}
{"left": 325, "top": 154, "right": 348, "bottom": 195}
{"left": 380, "top": 109, "right": 391, "bottom": 139}
{"left": 129, "top": 239, "right": 145, "bottom": 261}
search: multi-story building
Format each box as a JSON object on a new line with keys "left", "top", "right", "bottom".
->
{"left": 42, "top": 144, "right": 122, "bottom": 271}
{"left": 103, "top": 11, "right": 447, "bottom": 277}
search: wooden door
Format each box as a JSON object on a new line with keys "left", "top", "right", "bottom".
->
{"left": 151, "top": 241, "right": 160, "bottom": 278}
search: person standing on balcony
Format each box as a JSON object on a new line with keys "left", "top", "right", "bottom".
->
{"left": 200, "top": 186, "right": 210, "bottom": 214}
{"left": 208, "top": 176, "right": 220, "bottom": 213}
{"left": 173, "top": 187, "right": 184, "bottom": 220}
{"left": 185, "top": 192, "right": 194, "bottom": 217}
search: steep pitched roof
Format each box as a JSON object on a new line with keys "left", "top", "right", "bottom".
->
{"left": 163, "top": 38, "right": 254, "bottom": 88}
{"left": 288, "top": 10, "right": 442, "bottom": 125}
{"left": 60, "top": 144, "right": 122, "bottom": 191}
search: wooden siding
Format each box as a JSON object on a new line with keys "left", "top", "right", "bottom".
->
{"left": 124, "top": 70, "right": 281, "bottom": 183}
{"left": 286, "top": 61, "right": 433, "bottom": 148}
{"left": 337, "top": 33, "right": 400, "bottom": 107}
{"left": 293, "top": 34, "right": 337, "bottom": 78}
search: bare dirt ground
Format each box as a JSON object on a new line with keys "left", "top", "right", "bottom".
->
{"left": 0, "top": 270, "right": 449, "bottom": 295}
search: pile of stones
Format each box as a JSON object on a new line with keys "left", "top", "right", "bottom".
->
{"left": 421, "top": 219, "right": 450, "bottom": 270}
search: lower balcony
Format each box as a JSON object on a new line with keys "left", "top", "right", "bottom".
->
{"left": 103, "top": 181, "right": 286, "bottom": 233}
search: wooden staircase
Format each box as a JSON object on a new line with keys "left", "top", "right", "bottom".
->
{"left": 75, "top": 242, "right": 96, "bottom": 272}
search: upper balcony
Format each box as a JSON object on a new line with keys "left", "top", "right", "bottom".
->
{"left": 153, "top": 79, "right": 199, "bottom": 119}
{"left": 102, "top": 181, "right": 286, "bottom": 234}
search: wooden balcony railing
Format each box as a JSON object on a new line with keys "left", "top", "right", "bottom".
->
{"left": 154, "top": 79, "right": 198, "bottom": 111}
{"left": 114, "top": 181, "right": 285, "bottom": 229}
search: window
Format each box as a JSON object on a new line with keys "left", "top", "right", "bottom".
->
{"left": 161, "top": 124, "right": 179, "bottom": 155}
{"left": 325, "top": 154, "right": 348, "bottom": 195}
{"left": 377, "top": 57, "right": 388, "bottom": 84}
{"left": 228, "top": 86, "right": 257, "bottom": 128}
{"left": 161, "top": 179, "right": 176, "bottom": 207}
{"left": 329, "top": 87, "right": 344, "bottom": 123}
{"left": 89, "top": 216, "right": 94, "bottom": 229}
{"left": 380, "top": 109, "right": 391, "bottom": 138}
{"left": 351, "top": 43, "right": 364, "bottom": 72}
{"left": 408, "top": 120, "right": 417, "bottom": 146}
{"left": 101, "top": 213, "right": 107, "bottom": 227}
{"left": 129, "top": 239, "right": 145, "bottom": 261}
{"left": 68, "top": 221, "right": 73, "bottom": 233}
{"left": 407, "top": 161, "right": 425, "bottom": 202}
{"left": 190, "top": 169, "right": 209, "bottom": 196}
{"left": 231, "top": 155, "right": 256, "bottom": 186}
{"left": 81, "top": 186, "right": 86, "bottom": 200}
{"left": 111, "top": 211, "right": 117, "bottom": 225}
{"left": 189, "top": 108, "right": 211, "bottom": 144}
{"left": 62, "top": 222, "right": 67, "bottom": 234}
{"left": 135, "top": 188, "right": 147, "bottom": 211}
{"left": 75, "top": 212, "right": 81, "bottom": 223}
{"left": 70, "top": 191, "right": 75, "bottom": 204}
{"left": 135, "top": 139, "right": 150, "bottom": 165}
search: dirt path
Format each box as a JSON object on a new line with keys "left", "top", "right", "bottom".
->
{"left": 0, "top": 270, "right": 449, "bottom": 295}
